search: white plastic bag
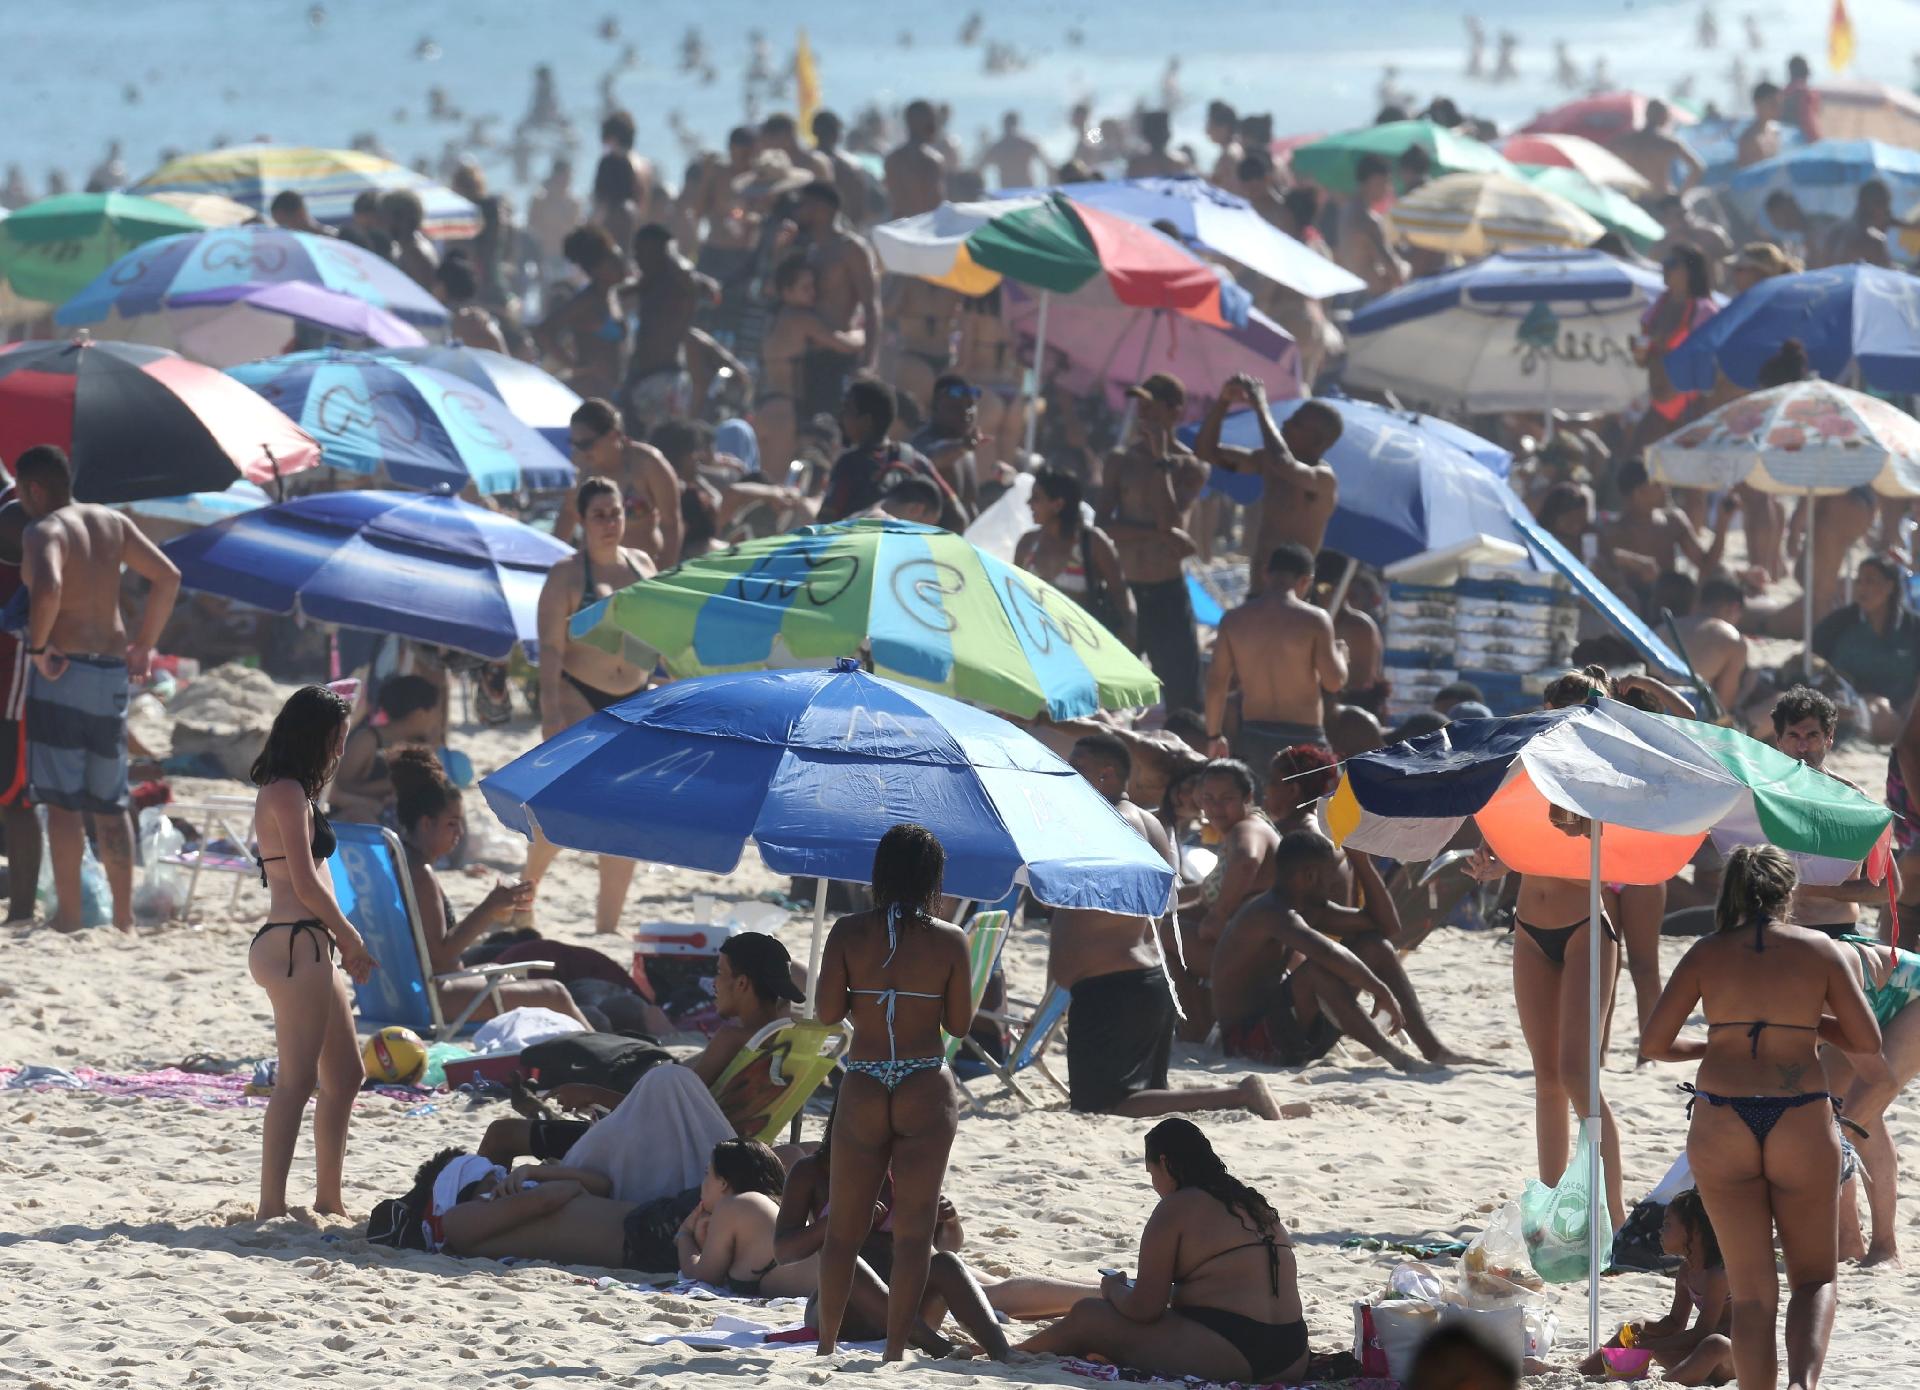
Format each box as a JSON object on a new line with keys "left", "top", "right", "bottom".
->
{"left": 1358, "top": 1301, "right": 1528, "bottom": 1382}
{"left": 133, "top": 807, "right": 189, "bottom": 925}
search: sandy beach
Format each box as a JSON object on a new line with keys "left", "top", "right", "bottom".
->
{"left": 0, "top": 693, "right": 1912, "bottom": 1390}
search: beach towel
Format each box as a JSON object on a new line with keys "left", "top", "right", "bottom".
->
{"left": 560, "top": 1064, "right": 734, "bottom": 1205}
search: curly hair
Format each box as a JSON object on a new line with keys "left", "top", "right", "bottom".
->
{"left": 1271, "top": 743, "right": 1338, "bottom": 803}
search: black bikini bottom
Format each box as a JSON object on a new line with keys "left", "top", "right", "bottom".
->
{"left": 563, "top": 669, "right": 642, "bottom": 714}
{"left": 1179, "top": 1307, "right": 1308, "bottom": 1381}
{"left": 1515, "top": 912, "right": 1620, "bottom": 966}
{"left": 253, "top": 919, "right": 334, "bottom": 977}
{"left": 1683, "top": 1084, "right": 1837, "bottom": 1147}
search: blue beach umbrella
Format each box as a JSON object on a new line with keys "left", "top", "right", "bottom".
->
{"left": 1727, "top": 139, "right": 1920, "bottom": 222}
{"left": 1664, "top": 264, "right": 1920, "bottom": 392}
{"left": 375, "top": 344, "right": 583, "bottom": 454}
{"left": 56, "top": 226, "right": 448, "bottom": 330}
{"left": 226, "top": 348, "right": 574, "bottom": 495}
{"left": 162, "top": 489, "right": 573, "bottom": 659}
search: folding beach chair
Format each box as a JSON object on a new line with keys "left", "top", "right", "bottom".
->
{"left": 709, "top": 1016, "right": 849, "bottom": 1144}
{"left": 162, "top": 795, "right": 261, "bottom": 919}
{"left": 961, "top": 981, "right": 1072, "bottom": 1108}
{"left": 328, "top": 821, "right": 553, "bottom": 1039}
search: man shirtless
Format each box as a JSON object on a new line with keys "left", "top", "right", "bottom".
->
{"left": 1178, "top": 758, "right": 1280, "bottom": 1035}
{"left": 810, "top": 111, "right": 871, "bottom": 227}
{"left": 1204, "top": 101, "right": 1245, "bottom": 192}
{"left": 980, "top": 111, "right": 1047, "bottom": 190}
{"left": 624, "top": 224, "right": 711, "bottom": 436}
{"left": 1125, "top": 110, "right": 1191, "bottom": 179}
{"left": 794, "top": 180, "right": 880, "bottom": 376}
{"left": 1193, "top": 376, "right": 1344, "bottom": 595}
{"left": 1052, "top": 735, "right": 1281, "bottom": 1120}
{"left": 1206, "top": 543, "right": 1347, "bottom": 768}
{"left": 760, "top": 112, "right": 833, "bottom": 183}
{"left": 1736, "top": 82, "right": 1783, "bottom": 168}
{"left": 17, "top": 445, "right": 180, "bottom": 931}
{"left": 1335, "top": 155, "right": 1406, "bottom": 297}
{"left": 1210, "top": 831, "right": 1434, "bottom": 1072}
{"left": 1098, "top": 374, "right": 1210, "bottom": 714}
{"left": 1597, "top": 458, "right": 1731, "bottom": 616}
{"left": 1610, "top": 100, "right": 1705, "bottom": 198}
{"left": 1821, "top": 180, "right": 1912, "bottom": 270}
{"left": 1666, "top": 573, "right": 1748, "bottom": 714}
{"left": 884, "top": 100, "right": 947, "bottom": 219}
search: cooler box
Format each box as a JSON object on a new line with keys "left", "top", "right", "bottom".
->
{"left": 631, "top": 922, "right": 744, "bottom": 999}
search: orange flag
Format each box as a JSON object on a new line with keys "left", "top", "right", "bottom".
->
{"left": 1830, "top": 0, "right": 1855, "bottom": 72}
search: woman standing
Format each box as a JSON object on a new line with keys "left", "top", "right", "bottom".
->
{"left": 813, "top": 825, "right": 973, "bottom": 1360}
{"left": 1632, "top": 244, "right": 1718, "bottom": 448}
{"left": 1642, "top": 845, "right": 1883, "bottom": 1390}
{"left": 1015, "top": 468, "right": 1135, "bottom": 648}
{"left": 248, "top": 685, "right": 376, "bottom": 1219}
{"left": 756, "top": 254, "right": 866, "bottom": 479}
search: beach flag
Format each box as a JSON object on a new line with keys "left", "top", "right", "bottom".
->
{"left": 795, "top": 28, "right": 821, "bottom": 138}
{"left": 1830, "top": 0, "right": 1855, "bottom": 72}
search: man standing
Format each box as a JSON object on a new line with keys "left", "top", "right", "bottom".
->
{"left": 760, "top": 112, "right": 833, "bottom": 183}
{"left": 1335, "top": 154, "right": 1408, "bottom": 297}
{"left": 1053, "top": 735, "right": 1282, "bottom": 1120}
{"left": 884, "top": 100, "right": 947, "bottom": 219}
{"left": 980, "top": 112, "right": 1048, "bottom": 190}
{"left": 0, "top": 498, "right": 40, "bottom": 923}
{"left": 908, "top": 374, "right": 983, "bottom": 517}
{"left": 1193, "top": 376, "right": 1344, "bottom": 595}
{"left": 1821, "top": 180, "right": 1912, "bottom": 270}
{"left": 1610, "top": 100, "right": 1705, "bottom": 198}
{"left": 1097, "top": 373, "right": 1210, "bottom": 715}
{"left": 1125, "top": 111, "right": 1191, "bottom": 178}
{"left": 811, "top": 110, "right": 872, "bottom": 226}
{"left": 1773, "top": 686, "right": 1895, "bottom": 937}
{"left": 1781, "top": 54, "right": 1822, "bottom": 142}
{"left": 794, "top": 181, "right": 881, "bottom": 380}
{"left": 556, "top": 399, "right": 684, "bottom": 567}
{"left": 818, "top": 378, "right": 962, "bottom": 529}
{"left": 1206, "top": 543, "right": 1347, "bottom": 766}
{"left": 18, "top": 445, "right": 180, "bottom": 931}
{"left": 624, "top": 223, "right": 709, "bottom": 437}
{"left": 1204, "top": 101, "right": 1245, "bottom": 192}
{"left": 1736, "top": 81, "right": 1784, "bottom": 167}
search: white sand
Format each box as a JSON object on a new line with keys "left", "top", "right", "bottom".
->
{"left": 3, "top": 711, "right": 1917, "bottom": 1389}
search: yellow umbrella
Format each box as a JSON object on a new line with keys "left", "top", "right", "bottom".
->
{"left": 1389, "top": 172, "right": 1605, "bottom": 257}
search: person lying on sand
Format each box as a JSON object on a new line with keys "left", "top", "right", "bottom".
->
{"left": 404, "top": 1148, "right": 671, "bottom": 1270}
{"left": 674, "top": 1138, "right": 818, "bottom": 1297}
{"left": 1020, "top": 1118, "right": 1311, "bottom": 1384}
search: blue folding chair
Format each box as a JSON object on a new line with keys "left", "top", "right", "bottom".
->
{"left": 328, "top": 822, "right": 551, "bottom": 1038}
{"left": 959, "top": 981, "right": 1072, "bottom": 1108}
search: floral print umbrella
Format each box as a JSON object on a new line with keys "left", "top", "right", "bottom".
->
{"left": 1648, "top": 379, "right": 1920, "bottom": 497}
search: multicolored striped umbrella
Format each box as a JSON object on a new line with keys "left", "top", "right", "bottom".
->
{"left": 55, "top": 227, "right": 448, "bottom": 333}
{"left": 1500, "top": 134, "right": 1650, "bottom": 193}
{"left": 132, "top": 144, "right": 479, "bottom": 240}
{"left": 1517, "top": 165, "right": 1663, "bottom": 250}
{"left": 1387, "top": 172, "right": 1604, "bottom": 256}
{"left": 572, "top": 518, "right": 1161, "bottom": 720}
{"left": 0, "top": 192, "right": 207, "bottom": 305}
{"left": 225, "top": 349, "right": 574, "bottom": 496}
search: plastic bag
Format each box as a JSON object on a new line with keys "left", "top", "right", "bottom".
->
{"left": 1354, "top": 1300, "right": 1526, "bottom": 1382}
{"left": 1521, "top": 1120, "right": 1613, "bottom": 1283}
{"left": 132, "top": 807, "right": 189, "bottom": 925}
{"left": 36, "top": 807, "right": 112, "bottom": 928}
{"left": 1462, "top": 1196, "right": 1545, "bottom": 1300}
{"left": 421, "top": 1042, "right": 473, "bottom": 1090}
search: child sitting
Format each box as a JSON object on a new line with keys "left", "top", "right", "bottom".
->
{"left": 1579, "top": 1189, "right": 1731, "bottom": 1384}
{"left": 674, "top": 1139, "right": 817, "bottom": 1297}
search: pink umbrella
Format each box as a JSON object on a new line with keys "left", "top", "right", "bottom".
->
{"left": 1519, "top": 92, "right": 1698, "bottom": 146}
{"left": 160, "top": 282, "right": 428, "bottom": 366}
{"left": 1002, "top": 281, "right": 1299, "bottom": 415}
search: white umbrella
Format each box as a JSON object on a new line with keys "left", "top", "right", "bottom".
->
{"left": 1388, "top": 173, "right": 1605, "bottom": 258}
{"left": 1500, "top": 133, "right": 1652, "bottom": 195}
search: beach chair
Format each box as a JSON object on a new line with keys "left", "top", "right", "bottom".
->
{"left": 162, "top": 795, "right": 261, "bottom": 919}
{"left": 709, "top": 1016, "right": 849, "bottom": 1144}
{"left": 961, "top": 981, "right": 1072, "bottom": 1108}
{"left": 327, "top": 821, "right": 553, "bottom": 1039}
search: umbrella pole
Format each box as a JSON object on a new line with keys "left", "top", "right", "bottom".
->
{"left": 1803, "top": 487, "right": 1816, "bottom": 678}
{"left": 1542, "top": 355, "right": 1556, "bottom": 446}
{"left": 1023, "top": 290, "right": 1050, "bottom": 459}
{"left": 1587, "top": 819, "right": 1604, "bottom": 1356}
{"left": 804, "top": 876, "right": 831, "bottom": 1019}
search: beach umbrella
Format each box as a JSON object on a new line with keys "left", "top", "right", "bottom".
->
{"left": 480, "top": 659, "right": 1181, "bottom": 1005}
{"left": 162, "top": 489, "right": 573, "bottom": 661}
{"left": 376, "top": 344, "right": 583, "bottom": 454}
{"left": 572, "top": 517, "right": 1160, "bottom": 720}
{"left": 154, "top": 282, "right": 427, "bottom": 367}
{"left": 0, "top": 338, "right": 320, "bottom": 503}
{"left": 122, "top": 480, "right": 272, "bottom": 534}
{"left": 0, "top": 192, "right": 206, "bottom": 305}
{"left": 1516, "top": 166, "right": 1663, "bottom": 251}
{"left": 1499, "top": 134, "right": 1649, "bottom": 193}
{"left": 1649, "top": 380, "right": 1920, "bottom": 668}
{"left": 1287, "top": 120, "right": 1517, "bottom": 194}
{"left": 55, "top": 227, "right": 448, "bottom": 335}
{"left": 1001, "top": 281, "right": 1299, "bottom": 413}
{"left": 1387, "top": 173, "right": 1604, "bottom": 256}
{"left": 1813, "top": 78, "right": 1920, "bottom": 145}
{"left": 225, "top": 348, "right": 574, "bottom": 495}
{"left": 132, "top": 144, "right": 480, "bottom": 240}
{"left": 1727, "top": 139, "right": 1920, "bottom": 222}
{"left": 1009, "top": 175, "right": 1366, "bottom": 299}
{"left": 1345, "top": 249, "right": 1665, "bottom": 416}
{"left": 140, "top": 191, "right": 259, "bottom": 228}
{"left": 1519, "top": 92, "right": 1698, "bottom": 145}
{"left": 1662, "top": 264, "right": 1920, "bottom": 394}
{"left": 1331, "top": 696, "right": 1890, "bottom": 1352}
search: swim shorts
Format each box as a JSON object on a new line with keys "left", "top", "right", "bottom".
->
{"left": 1067, "top": 967, "right": 1174, "bottom": 1113}
{"left": 1220, "top": 977, "right": 1342, "bottom": 1067}
{"left": 27, "top": 655, "right": 129, "bottom": 814}
{"left": 621, "top": 1185, "right": 700, "bottom": 1272}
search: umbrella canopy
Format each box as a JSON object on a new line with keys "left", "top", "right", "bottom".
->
{"left": 376, "top": 344, "right": 582, "bottom": 454}
{"left": 123, "top": 479, "right": 272, "bottom": 531}
{"left": 1650, "top": 380, "right": 1920, "bottom": 497}
{"left": 157, "top": 282, "right": 427, "bottom": 367}
{"left": 1517, "top": 166, "right": 1663, "bottom": 250}
{"left": 573, "top": 518, "right": 1160, "bottom": 720}
{"left": 0, "top": 192, "right": 207, "bottom": 304}
{"left": 1288, "top": 120, "right": 1517, "bottom": 194}
{"left": 1813, "top": 79, "right": 1920, "bottom": 145}
{"left": 1002, "top": 282, "right": 1299, "bottom": 412}
{"left": 0, "top": 338, "right": 320, "bottom": 503}
{"left": 1519, "top": 92, "right": 1699, "bottom": 144}
{"left": 480, "top": 660, "right": 1179, "bottom": 916}
{"left": 1662, "top": 264, "right": 1920, "bottom": 393}
{"left": 1727, "top": 139, "right": 1920, "bottom": 222}
{"left": 132, "top": 144, "right": 480, "bottom": 240}
{"left": 1387, "top": 173, "right": 1604, "bottom": 256}
{"left": 225, "top": 348, "right": 574, "bottom": 495}
{"left": 1015, "top": 176, "right": 1365, "bottom": 299}
{"left": 56, "top": 227, "right": 448, "bottom": 333}
{"left": 1345, "top": 249, "right": 1665, "bottom": 413}
{"left": 1499, "top": 134, "right": 1649, "bottom": 193}
{"left": 140, "top": 191, "right": 259, "bottom": 227}
{"left": 872, "top": 192, "right": 1248, "bottom": 327}
{"left": 162, "top": 489, "right": 573, "bottom": 660}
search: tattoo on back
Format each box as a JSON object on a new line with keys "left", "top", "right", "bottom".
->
{"left": 1776, "top": 1062, "right": 1807, "bottom": 1093}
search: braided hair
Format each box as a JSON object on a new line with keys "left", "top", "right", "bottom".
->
{"left": 1146, "top": 1118, "right": 1279, "bottom": 1236}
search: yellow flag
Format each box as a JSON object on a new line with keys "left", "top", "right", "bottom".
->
{"left": 794, "top": 28, "right": 821, "bottom": 138}
{"left": 1830, "top": 0, "right": 1855, "bottom": 72}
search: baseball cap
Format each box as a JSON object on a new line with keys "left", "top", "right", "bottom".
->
{"left": 719, "top": 932, "right": 806, "bottom": 1003}
{"left": 1727, "top": 241, "right": 1801, "bottom": 278}
{"left": 1125, "top": 372, "right": 1186, "bottom": 411}
{"left": 932, "top": 373, "right": 980, "bottom": 400}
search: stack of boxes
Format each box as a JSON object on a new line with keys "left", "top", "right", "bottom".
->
{"left": 1383, "top": 562, "right": 1580, "bottom": 722}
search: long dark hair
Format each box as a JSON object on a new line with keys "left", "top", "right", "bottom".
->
{"left": 1033, "top": 467, "right": 1085, "bottom": 539}
{"left": 250, "top": 685, "right": 352, "bottom": 798}
{"left": 1668, "top": 1189, "right": 1723, "bottom": 1270}
{"left": 1145, "top": 1118, "right": 1279, "bottom": 1236}
{"left": 872, "top": 823, "right": 944, "bottom": 919}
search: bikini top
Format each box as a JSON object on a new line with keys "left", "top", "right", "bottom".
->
{"left": 1713, "top": 913, "right": 1826, "bottom": 1055}
{"left": 576, "top": 548, "right": 648, "bottom": 615}
{"left": 847, "top": 904, "right": 945, "bottom": 1062}
{"left": 1184, "top": 1226, "right": 1287, "bottom": 1296}
{"left": 255, "top": 800, "right": 337, "bottom": 886}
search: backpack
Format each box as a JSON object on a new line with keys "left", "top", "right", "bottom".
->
{"left": 366, "top": 1195, "right": 429, "bottom": 1251}
{"left": 518, "top": 1032, "right": 674, "bottom": 1095}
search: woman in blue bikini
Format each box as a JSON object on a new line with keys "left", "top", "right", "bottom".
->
{"left": 1643, "top": 844, "right": 1885, "bottom": 1390}
{"left": 813, "top": 824, "right": 974, "bottom": 1361}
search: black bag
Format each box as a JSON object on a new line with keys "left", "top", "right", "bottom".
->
{"left": 519, "top": 1032, "right": 674, "bottom": 1095}
{"left": 366, "top": 1196, "right": 428, "bottom": 1251}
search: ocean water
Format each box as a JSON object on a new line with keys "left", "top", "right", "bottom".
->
{"left": 7, "top": 0, "right": 1917, "bottom": 206}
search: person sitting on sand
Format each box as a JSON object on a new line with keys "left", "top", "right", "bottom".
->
{"left": 674, "top": 1138, "right": 818, "bottom": 1296}
{"left": 1177, "top": 758, "right": 1278, "bottom": 1037}
{"left": 1577, "top": 1189, "right": 1731, "bottom": 1384}
{"left": 1021, "top": 1118, "right": 1311, "bottom": 1384}
{"left": 327, "top": 675, "right": 441, "bottom": 822}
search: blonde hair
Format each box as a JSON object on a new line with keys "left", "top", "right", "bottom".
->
{"left": 1715, "top": 844, "right": 1797, "bottom": 938}
{"left": 1543, "top": 664, "right": 1610, "bottom": 711}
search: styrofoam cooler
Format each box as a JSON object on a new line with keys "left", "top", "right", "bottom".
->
{"left": 631, "top": 922, "right": 743, "bottom": 991}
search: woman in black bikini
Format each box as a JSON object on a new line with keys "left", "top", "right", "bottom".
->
{"left": 248, "top": 686, "right": 376, "bottom": 1220}
{"left": 1022, "top": 1118, "right": 1310, "bottom": 1383}
{"left": 1643, "top": 844, "right": 1883, "bottom": 1390}
{"left": 529, "top": 474, "right": 656, "bottom": 934}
